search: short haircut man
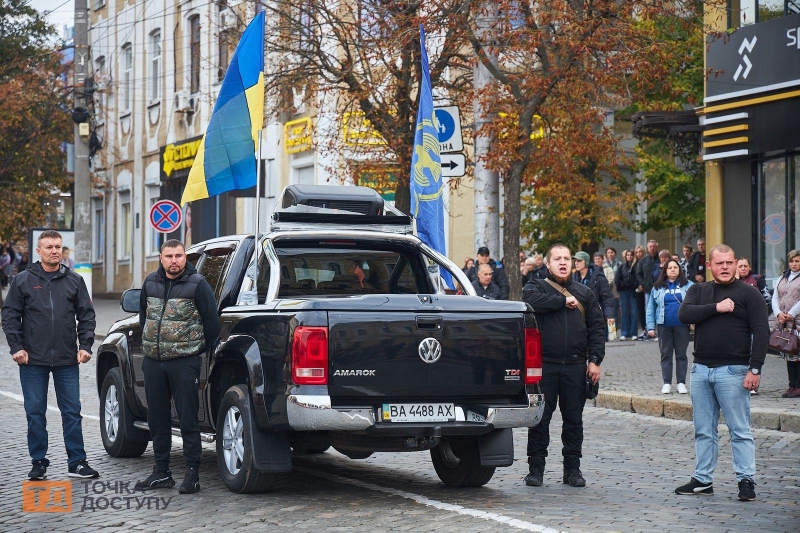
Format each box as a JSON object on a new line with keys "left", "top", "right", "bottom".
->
{"left": 522, "top": 243, "right": 605, "bottom": 488}
{"left": 2, "top": 229, "right": 98, "bottom": 480}
{"left": 675, "top": 244, "right": 768, "bottom": 501}
{"left": 135, "top": 239, "right": 220, "bottom": 494}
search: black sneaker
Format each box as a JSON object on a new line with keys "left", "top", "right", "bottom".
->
{"left": 135, "top": 468, "right": 175, "bottom": 491}
{"left": 68, "top": 460, "right": 99, "bottom": 479}
{"left": 563, "top": 469, "right": 586, "bottom": 487}
{"left": 675, "top": 477, "right": 713, "bottom": 495}
{"left": 28, "top": 461, "right": 47, "bottom": 480}
{"left": 737, "top": 479, "right": 756, "bottom": 501}
{"left": 178, "top": 466, "right": 200, "bottom": 494}
{"left": 524, "top": 467, "right": 544, "bottom": 487}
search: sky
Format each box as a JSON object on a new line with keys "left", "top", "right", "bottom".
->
{"left": 29, "top": 0, "right": 75, "bottom": 38}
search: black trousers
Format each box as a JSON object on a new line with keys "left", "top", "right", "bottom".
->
{"left": 527, "top": 361, "right": 586, "bottom": 470}
{"left": 788, "top": 360, "right": 800, "bottom": 388}
{"left": 142, "top": 355, "right": 202, "bottom": 471}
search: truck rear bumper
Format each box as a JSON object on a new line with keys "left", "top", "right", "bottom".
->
{"left": 286, "top": 393, "right": 545, "bottom": 432}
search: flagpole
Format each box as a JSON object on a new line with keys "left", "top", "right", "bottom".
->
{"left": 254, "top": 129, "right": 263, "bottom": 300}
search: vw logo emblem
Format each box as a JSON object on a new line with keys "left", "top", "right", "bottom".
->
{"left": 418, "top": 337, "right": 442, "bottom": 363}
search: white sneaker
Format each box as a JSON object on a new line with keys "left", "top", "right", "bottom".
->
{"left": 677, "top": 383, "right": 688, "bottom": 394}
{"left": 661, "top": 384, "right": 671, "bottom": 394}
{"left": 618, "top": 336, "right": 627, "bottom": 341}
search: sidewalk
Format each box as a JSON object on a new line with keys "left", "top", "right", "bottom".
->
{"left": 91, "top": 296, "right": 800, "bottom": 433}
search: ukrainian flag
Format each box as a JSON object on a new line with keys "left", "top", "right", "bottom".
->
{"left": 181, "top": 12, "right": 265, "bottom": 205}
{"left": 410, "top": 25, "right": 453, "bottom": 290}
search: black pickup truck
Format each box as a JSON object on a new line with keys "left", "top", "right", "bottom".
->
{"left": 96, "top": 185, "right": 544, "bottom": 493}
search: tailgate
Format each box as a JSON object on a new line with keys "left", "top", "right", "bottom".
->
{"left": 327, "top": 311, "right": 524, "bottom": 401}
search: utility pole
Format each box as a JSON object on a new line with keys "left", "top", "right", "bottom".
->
{"left": 473, "top": 4, "right": 500, "bottom": 259}
{"left": 73, "top": 0, "right": 92, "bottom": 296}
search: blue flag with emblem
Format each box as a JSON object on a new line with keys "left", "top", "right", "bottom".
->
{"left": 410, "top": 25, "right": 453, "bottom": 290}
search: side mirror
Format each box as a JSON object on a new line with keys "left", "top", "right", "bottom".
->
{"left": 120, "top": 289, "right": 141, "bottom": 314}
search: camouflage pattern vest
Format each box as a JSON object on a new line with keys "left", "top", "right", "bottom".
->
{"left": 141, "top": 268, "right": 206, "bottom": 360}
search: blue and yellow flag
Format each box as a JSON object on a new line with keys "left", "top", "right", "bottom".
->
{"left": 181, "top": 12, "right": 265, "bottom": 205}
{"left": 410, "top": 25, "right": 453, "bottom": 290}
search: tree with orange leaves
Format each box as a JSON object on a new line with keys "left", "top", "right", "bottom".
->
{"left": 466, "top": 0, "right": 725, "bottom": 299}
{"left": 0, "top": 0, "right": 72, "bottom": 242}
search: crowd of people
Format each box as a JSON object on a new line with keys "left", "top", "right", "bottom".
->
{"left": 462, "top": 237, "right": 799, "bottom": 400}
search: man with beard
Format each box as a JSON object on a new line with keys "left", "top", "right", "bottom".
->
{"left": 675, "top": 244, "right": 768, "bottom": 501}
{"left": 135, "top": 240, "right": 220, "bottom": 495}
{"left": 522, "top": 244, "right": 605, "bottom": 488}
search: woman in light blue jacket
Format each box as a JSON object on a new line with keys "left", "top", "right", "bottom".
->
{"left": 646, "top": 259, "right": 693, "bottom": 395}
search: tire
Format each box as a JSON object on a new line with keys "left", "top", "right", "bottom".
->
{"left": 216, "top": 385, "right": 278, "bottom": 493}
{"left": 430, "top": 437, "right": 495, "bottom": 487}
{"left": 99, "top": 368, "right": 148, "bottom": 458}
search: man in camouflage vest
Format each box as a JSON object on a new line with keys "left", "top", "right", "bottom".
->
{"left": 135, "top": 239, "right": 219, "bottom": 494}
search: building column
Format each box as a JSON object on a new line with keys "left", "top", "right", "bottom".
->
{"left": 705, "top": 160, "right": 724, "bottom": 279}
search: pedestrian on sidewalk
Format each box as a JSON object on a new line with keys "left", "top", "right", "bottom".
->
{"left": 522, "top": 244, "right": 605, "bottom": 488}
{"left": 646, "top": 259, "right": 693, "bottom": 394}
{"left": 675, "top": 244, "right": 768, "bottom": 502}
{"left": 135, "top": 239, "right": 220, "bottom": 495}
{"left": 770, "top": 249, "right": 800, "bottom": 398}
{"left": 635, "top": 242, "right": 658, "bottom": 338}
{"left": 615, "top": 249, "right": 638, "bottom": 340}
{"left": 1, "top": 230, "right": 99, "bottom": 481}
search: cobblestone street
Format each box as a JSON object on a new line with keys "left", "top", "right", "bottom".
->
{"left": 0, "top": 298, "right": 798, "bottom": 531}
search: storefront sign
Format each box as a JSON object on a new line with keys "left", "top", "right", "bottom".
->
{"left": 706, "top": 14, "right": 800, "bottom": 102}
{"left": 160, "top": 136, "right": 202, "bottom": 182}
{"left": 285, "top": 117, "right": 313, "bottom": 154}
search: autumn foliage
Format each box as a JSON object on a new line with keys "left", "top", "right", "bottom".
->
{"left": 0, "top": 0, "right": 72, "bottom": 242}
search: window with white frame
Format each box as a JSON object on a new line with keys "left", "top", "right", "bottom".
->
{"left": 118, "top": 193, "right": 131, "bottom": 259}
{"left": 150, "top": 31, "right": 161, "bottom": 101}
{"left": 92, "top": 198, "right": 105, "bottom": 262}
{"left": 190, "top": 15, "right": 201, "bottom": 93}
{"left": 121, "top": 43, "right": 132, "bottom": 111}
{"left": 295, "top": 165, "right": 315, "bottom": 185}
{"left": 94, "top": 55, "right": 106, "bottom": 112}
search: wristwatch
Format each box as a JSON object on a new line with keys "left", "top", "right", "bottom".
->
{"left": 750, "top": 368, "right": 759, "bottom": 375}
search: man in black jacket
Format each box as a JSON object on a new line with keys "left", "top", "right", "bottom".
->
{"left": 572, "top": 251, "right": 616, "bottom": 324}
{"left": 522, "top": 244, "right": 605, "bottom": 488}
{"left": 635, "top": 239, "right": 659, "bottom": 338}
{"left": 687, "top": 237, "right": 706, "bottom": 283}
{"left": 465, "top": 246, "right": 509, "bottom": 299}
{"left": 2, "top": 230, "right": 99, "bottom": 480}
{"left": 135, "top": 239, "right": 220, "bottom": 495}
{"left": 472, "top": 264, "right": 501, "bottom": 299}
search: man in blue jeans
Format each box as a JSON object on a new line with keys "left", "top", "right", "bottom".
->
{"left": 675, "top": 244, "right": 768, "bottom": 501}
{"left": 1, "top": 230, "right": 99, "bottom": 480}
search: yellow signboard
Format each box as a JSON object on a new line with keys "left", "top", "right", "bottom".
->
{"left": 285, "top": 117, "right": 313, "bottom": 154}
{"left": 342, "top": 111, "right": 387, "bottom": 146}
{"left": 160, "top": 136, "right": 202, "bottom": 180}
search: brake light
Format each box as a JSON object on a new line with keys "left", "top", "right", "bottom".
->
{"left": 524, "top": 327, "right": 542, "bottom": 384}
{"left": 292, "top": 326, "right": 329, "bottom": 385}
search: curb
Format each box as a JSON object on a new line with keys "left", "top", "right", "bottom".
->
{"left": 590, "top": 390, "right": 800, "bottom": 433}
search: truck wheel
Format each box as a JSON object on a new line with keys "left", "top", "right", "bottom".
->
{"left": 216, "top": 385, "right": 278, "bottom": 493}
{"left": 99, "top": 368, "right": 148, "bottom": 458}
{"left": 430, "top": 437, "right": 495, "bottom": 487}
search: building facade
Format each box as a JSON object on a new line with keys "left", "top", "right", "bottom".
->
{"left": 703, "top": 2, "right": 800, "bottom": 284}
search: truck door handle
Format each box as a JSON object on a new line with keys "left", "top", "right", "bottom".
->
{"left": 416, "top": 316, "right": 442, "bottom": 330}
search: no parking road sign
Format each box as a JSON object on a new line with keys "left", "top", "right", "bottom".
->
{"left": 149, "top": 199, "right": 183, "bottom": 234}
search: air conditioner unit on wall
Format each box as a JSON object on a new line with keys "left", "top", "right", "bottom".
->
{"left": 220, "top": 10, "right": 238, "bottom": 31}
{"left": 174, "top": 90, "right": 194, "bottom": 114}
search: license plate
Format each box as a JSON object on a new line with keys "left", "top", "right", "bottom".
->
{"left": 381, "top": 403, "right": 455, "bottom": 422}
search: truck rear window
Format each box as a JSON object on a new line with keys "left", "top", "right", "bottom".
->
{"left": 275, "top": 247, "right": 430, "bottom": 297}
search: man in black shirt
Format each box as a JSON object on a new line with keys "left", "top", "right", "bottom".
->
{"left": 472, "top": 264, "right": 501, "bottom": 299}
{"left": 675, "top": 244, "right": 768, "bottom": 502}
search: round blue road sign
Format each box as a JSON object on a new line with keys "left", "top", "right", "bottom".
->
{"left": 762, "top": 214, "right": 785, "bottom": 245}
{"left": 435, "top": 108, "right": 455, "bottom": 143}
{"left": 149, "top": 199, "right": 183, "bottom": 234}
